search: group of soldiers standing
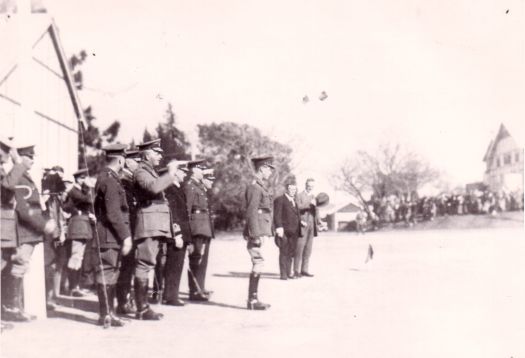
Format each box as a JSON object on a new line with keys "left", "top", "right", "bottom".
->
{"left": 1, "top": 136, "right": 328, "bottom": 329}
{"left": 1, "top": 138, "right": 217, "bottom": 328}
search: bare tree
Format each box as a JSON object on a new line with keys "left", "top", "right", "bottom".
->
{"left": 335, "top": 142, "right": 439, "bottom": 199}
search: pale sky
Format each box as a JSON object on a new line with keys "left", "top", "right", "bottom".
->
{"left": 45, "top": 0, "right": 525, "bottom": 194}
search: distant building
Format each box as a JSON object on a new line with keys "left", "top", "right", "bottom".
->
{"left": 482, "top": 124, "right": 523, "bottom": 193}
{"left": 324, "top": 202, "right": 362, "bottom": 231}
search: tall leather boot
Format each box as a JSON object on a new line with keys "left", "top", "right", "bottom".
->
{"left": 116, "top": 282, "right": 134, "bottom": 315}
{"left": 134, "top": 278, "right": 163, "bottom": 320}
{"left": 69, "top": 269, "right": 85, "bottom": 297}
{"left": 247, "top": 273, "right": 270, "bottom": 310}
{"left": 97, "top": 284, "right": 124, "bottom": 327}
{"left": 2, "top": 276, "right": 36, "bottom": 322}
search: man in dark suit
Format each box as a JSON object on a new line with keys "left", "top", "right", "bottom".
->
{"left": 184, "top": 160, "right": 214, "bottom": 301}
{"left": 273, "top": 177, "right": 301, "bottom": 280}
{"left": 244, "top": 156, "right": 274, "bottom": 310}
{"left": 93, "top": 144, "right": 132, "bottom": 327}
{"left": 162, "top": 161, "right": 190, "bottom": 306}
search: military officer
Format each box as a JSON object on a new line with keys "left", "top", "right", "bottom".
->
{"left": 2, "top": 144, "right": 57, "bottom": 322}
{"left": 115, "top": 149, "right": 140, "bottom": 315}
{"left": 244, "top": 156, "right": 274, "bottom": 310}
{"left": 93, "top": 144, "right": 132, "bottom": 327}
{"left": 133, "top": 139, "right": 178, "bottom": 320}
{"left": 64, "top": 168, "right": 94, "bottom": 297}
{"left": 184, "top": 160, "right": 214, "bottom": 301}
{"left": 162, "top": 161, "right": 190, "bottom": 306}
{"left": 0, "top": 138, "right": 31, "bottom": 329}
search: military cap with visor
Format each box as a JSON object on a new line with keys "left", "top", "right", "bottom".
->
{"left": 251, "top": 156, "right": 275, "bottom": 170}
{"left": 137, "top": 139, "right": 163, "bottom": 153}
{"left": 103, "top": 143, "right": 127, "bottom": 157}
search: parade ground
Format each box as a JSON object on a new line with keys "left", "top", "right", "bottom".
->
{"left": 1, "top": 221, "right": 524, "bottom": 358}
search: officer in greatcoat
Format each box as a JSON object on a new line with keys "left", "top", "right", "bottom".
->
{"left": 244, "top": 156, "right": 274, "bottom": 310}
{"left": 115, "top": 149, "right": 140, "bottom": 315}
{"left": 184, "top": 160, "right": 214, "bottom": 301}
{"left": 162, "top": 161, "right": 190, "bottom": 306}
{"left": 2, "top": 144, "right": 57, "bottom": 322}
{"left": 133, "top": 139, "right": 178, "bottom": 320}
{"left": 93, "top": 144, "right": 132, "bottom": 327}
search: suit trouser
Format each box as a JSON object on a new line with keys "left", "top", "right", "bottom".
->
{"left": 294, "top": 224, "right": 314, "bottom": 274}
{"left": 278, "top": 234, "right": 296, "bottom": 277}
{"left": 163, "top": 242, "right": 186, "bottom": 301}
{"left": 188, "top": 235, "right": 211, "bottom": 294}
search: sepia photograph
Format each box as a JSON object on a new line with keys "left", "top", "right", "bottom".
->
{"left": 1, "top": 0, "right": 524, "bottom": 357}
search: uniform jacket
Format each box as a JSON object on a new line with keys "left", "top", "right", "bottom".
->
{"left": 165, "top": 183, "right": 192, "bottom": 243}
{"left": 65, "top": 183, "right": 93, "bottom": 240}
{"left": 1, "top": 163, "right": 26, "bottom": 247}
{"left": 120, "top": 168, "right": 137, "bottom": 234}
{"left": 14, "top": 171, "right": 48, "bottom": 244}
{"left": 273, "top": 194, "right": 301, "bottom": 238}
{"left": 243, "top": 177, "right": 273, "bottom": 238}
{"left": 297, "top": 190, "right": 318, "bottom": 237}
{"left": 133, "top": 162, "right": 172, "bottom": 239}
{"left": 94, "top": 167, "right": 130, "bottom": 248}
{"left": 184, "top": 178, "right": 213, "bottom": 238}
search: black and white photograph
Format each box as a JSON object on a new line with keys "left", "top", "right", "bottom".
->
{"left": 1, "top": 0, "right": 524, "bottom": 357}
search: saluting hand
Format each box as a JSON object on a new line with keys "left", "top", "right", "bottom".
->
{"left": 121, "top": 236, "right": 133, "bottom": 256}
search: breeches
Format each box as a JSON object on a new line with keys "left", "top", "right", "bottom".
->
{"left": 94, "top": 248, "right": 121, "bottom": 285}
{"left": 134, "top": 237, "right": 164, "bottom": 280}
{"left": 246, "top": 236, "right": 265, "bottom": 274}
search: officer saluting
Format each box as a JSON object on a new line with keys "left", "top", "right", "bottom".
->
{"left": 133, "top": 139, "right": 178, "bottom": 320}
{"left": 244, "top": 156, "right": 275, "bottom": 310}
{"left": 93, "top": 144, "right": 132, "bottom": 327}
{"left": 2, "top": 144, "right": 57, "bottom": 322}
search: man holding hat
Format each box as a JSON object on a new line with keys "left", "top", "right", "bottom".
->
{"left": 163, "top": 161, "right": 190, "bottom": 306}
{"left": 295, "top": 178, "right": 319, "bottom": 278}
{"left": 115, "top": 149, "right": 140, "bottom": 315}
{"left": 184, "top": 159, "right": 214, "bottom": 301}
{"left": 64, "top": 168, "right": 94, "bottom": 297}
{"left": 244, "top": 156, "right": 274, "bottom": 310}
{"left": 273, "top": 176, "right": 301, "bottom": 280}
{"left": 93, "top": 144, "right": 132, "bottom": 327}
{"left": 2, "top": 143, "right": 58, "bottom": 322}
{"left": 133, "top": 139, "right": 179, "bottom": 320}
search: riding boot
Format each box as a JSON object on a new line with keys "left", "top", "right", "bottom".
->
{"left": 134, "top": 278, "right": 163, "bottom": 320}
{"left": 247, "top": 273, "right": 270, "bottom": 310}
{"left": 2, "top": 276, "right": 36, "bottom": 322}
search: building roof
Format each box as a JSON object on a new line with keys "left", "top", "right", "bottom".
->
{"left": 483, "top": 123, "right": 522, "bottom": 162}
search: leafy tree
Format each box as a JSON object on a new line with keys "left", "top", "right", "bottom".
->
{"left": 197, "top": 122, "right": 293, "bottom": 230}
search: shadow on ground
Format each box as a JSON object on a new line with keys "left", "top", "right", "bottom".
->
{"left": 213, "top": 271, "right": 281, "bottom": 279}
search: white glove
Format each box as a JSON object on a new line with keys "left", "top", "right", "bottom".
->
{"left": 275, "top": 227, "right": 284, "bottom": 238}
{"left": 121, "top": 237, "right": 133, "bottom": 256}
{"left": 174, "top": 235, "right": 184, "bottom": 249}
{"left": 44, "top": 219, "right": 57, "bottom": 235}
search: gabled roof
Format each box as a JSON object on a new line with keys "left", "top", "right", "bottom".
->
{"left": 483, "top": 123, "right": 520, "bottom": 162}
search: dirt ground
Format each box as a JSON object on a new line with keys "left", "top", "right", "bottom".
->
{"left": 1, "top": 225, "right": 524, "bottom": 358}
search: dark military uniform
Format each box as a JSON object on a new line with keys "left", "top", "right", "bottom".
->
{"left": 93, "top": 166, "right": 130, "bottom": 324}
{"left": 163, "top": 182, "right": 191, "bottom": 304}
{"left": 244, "top": 156, "right": 274, "bottom": 311}
{"left": 184, "top": 178, "right": 214, "bottom": 298}
{"left": 133, "top": 160, "right": 173, "bottom": 319}
{"left": 64, "top": 182, "right": 93, "bottom": 294}
{"left": 1, "top": 163, "right": 27, "bottom": 267}
{"left": 244, "top": 177, "right": 274, "bottom": 273}
{"left": 116, "top": 166, "right": 137, "bottom": 312}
